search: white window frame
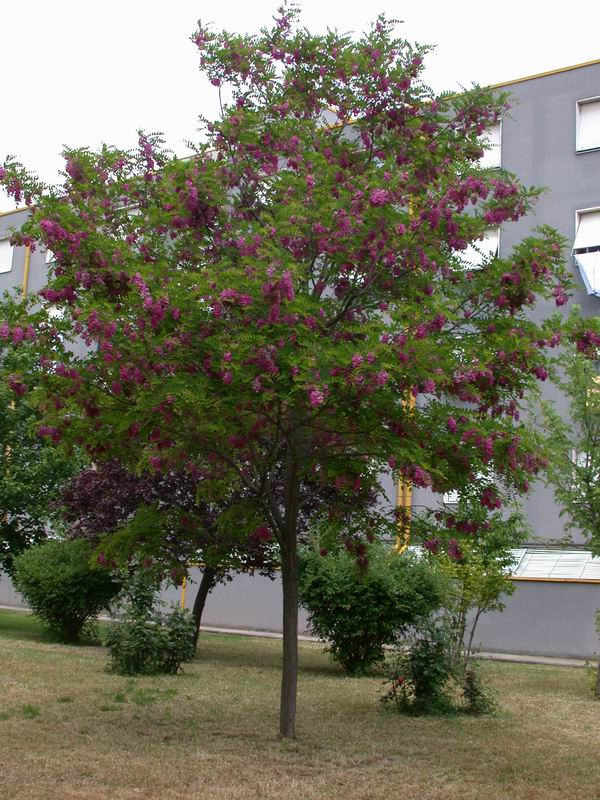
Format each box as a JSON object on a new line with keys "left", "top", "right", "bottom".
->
{"left": 573, "top": 206, "right": 600, "bottom": 251}
{"left": 576, "top": 96, "right": 600, "bottom": 153}
{"left": 572, "top": 207, "right": 600, "bottom": 296}
{"left": 479, "top": 121, "right": 502, "bottom": 170}
{"left": 0, "top": 238, "right": 14, "bottom": 274}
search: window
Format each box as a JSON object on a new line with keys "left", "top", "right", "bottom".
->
{"left": 443, "top": 490, "right": 459, "bottom": 505}
{"left": 456, "top": 228, "right": 499, "bottom": 270}
{"left": 45, "top": 248, "right": 55, "bottom": 264}
{"left": 479, "top": 123, "right": 501, "bottom": 169}
{"left": 47, "top": 305, "right": 66, "bottom": 344}
{"left": 572, "top": 449, "right": 591, "bottom": 470}
{"left": 576, "top": 98, "right": 600, "bottom": 152}
{"left": 571, "top": 448, "right": 599, "bottom": 486}
{"left": 572, "top": 208, "right": 600, "bottom": 296}
{"left": 0, "top": 239, "right": 14, "bottom": 274}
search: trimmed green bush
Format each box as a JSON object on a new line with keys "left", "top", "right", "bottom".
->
{"left": 106, "top": 573, "right": 195, "bottom": 675}
{"left": 12, "top": 538, "right": 119, "bottom": 643}
{"left": 299, "top": 544, "right": 444, "bottom": 675}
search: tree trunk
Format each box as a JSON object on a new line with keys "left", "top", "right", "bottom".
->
{"left": 192, "top": 566, "right": 217, "bottom": 650}
{"left": 465, "top": 607, "right": 483, "bottom": 666}
{"left": 278, "top": 426, "right": 301, "bottom": 740}
{"left": 279, "top": 527, "right": 298, "bottom": 738}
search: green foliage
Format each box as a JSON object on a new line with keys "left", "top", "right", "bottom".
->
{"left": 12, "top": 538, "right": 119, "bottom": 643}
{"left": 541, "top": 326, "right": 600, "bottom": 553}
{"left": 0, "top": 6, "right": 574, "bottom": 736}
{"left": 106, "top": 572, "right": 195, "bottom": 676}
{"left": 299, "top": 543, "right": 444, "bottom": 675}
{"left": 0, "top": 343, "right": 85, "bottom": 574}
{"left": 412, "top": 501, "right": 528, "bottom": 664}
{"left": 461, "top": 666, "right": 497, "bottom": 715}
{"left": 20, "top": 704, "right": 41, "bottom": 720}
{"left": 380, "top": 620, "right": 496, "bottom": 715}
{"left": 381, "top": 620, "right": 455, "bottom": 714}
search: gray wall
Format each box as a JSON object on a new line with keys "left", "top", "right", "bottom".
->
{"left": 0, "top": 571, "right": 26, "bottom": 609}
{"left": 0, "top": 208, "right": 49, "bottom": 298}
{"left": 474, "top": 579, "right": 600, "bottom": 658}
{"left": 167, "top": 572, "right": 600, "bottom": 658}
{"left": 498, "top": 63, "right": 600, "bottom": 546}
{"left": 414, "top": 61, "right": 600, "bottom": 546}
{"left": 5, "top": 566, "right": 598, "bottom": 658}
{"left": 162, "top": 569, "right": 311, "bottom": 635}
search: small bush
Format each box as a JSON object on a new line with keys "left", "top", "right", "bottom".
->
{"left": 381, "top": 621, "right": 497, "bottom": 716}
{"left": 461, "top": 666, "right": 497, "bottom": 715}
{"left": 299, "top": 544, "right": 444, "bottom": 675}
{"left": 381, "top": 621, "right": 455, "bottom": 714}
{"left": 106, "top": 573, "right": 195, "bottom": 676}
{"left": 12, "top": 538, "right": 119, "bottom": 643}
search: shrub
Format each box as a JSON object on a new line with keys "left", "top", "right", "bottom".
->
{"left": 106, "top": 572, "right": 195, "bottom": 675}
{"left": 381, "top": 620, "right": 497, "bottom": 715}
{"left": 12, "top": 538, "right": 119, "bottom": 643}
{"left": 381, "top": 621, "right": 455, "bottom": 714}
{"left": 298, "top": 544, "right": 444, "bottom": 675}
{"left": 461, "top": 666, "right": 497, "bottom": 715}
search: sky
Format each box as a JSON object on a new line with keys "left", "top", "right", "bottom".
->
{"left": 1, "top": 0, "right": 599, "bottom": 209}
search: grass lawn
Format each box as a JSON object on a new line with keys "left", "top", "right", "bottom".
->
{"left": 1, "top": 609, "right": 600, "bottom": 800}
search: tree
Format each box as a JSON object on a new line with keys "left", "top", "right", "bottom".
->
{"left": 541, "top": 315, "right": 600, "bottom": 695}
{"left": 542, "top": 320, "right": 600, "bottom": 547}
{"left": 412, "top": 499, "right": 529, "bottom": 665}
{"left": 59, "top": 460, "right": 317, "bottom": 648}
{"left": 0, "top": 341, "right": 83, "bottom": 575}
{"left": 0, "top": 7, "right": 571, "bottom": 736}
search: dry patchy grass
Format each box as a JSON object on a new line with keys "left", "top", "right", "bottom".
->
{"left": 1, "top": 609, "right": 600, "bottom": 800}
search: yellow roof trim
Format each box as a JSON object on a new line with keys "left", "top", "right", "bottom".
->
{"left": 491, "top": 58, "right": 600, "bottom": 89}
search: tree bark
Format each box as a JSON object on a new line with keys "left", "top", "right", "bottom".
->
{"left": 192, "top": 566, "right": 217, "bottom": 650}
{"left": 465, "top": 607, "right": 483, "bottom": 666}
{"left": 279, "top": 428, "right": 301, "bottom": 740}
{"left": 279, "top": 527, "right": 298, "bottom": 738}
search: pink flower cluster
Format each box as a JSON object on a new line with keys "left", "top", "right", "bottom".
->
{"left": 400, "top": 464, "right": 433, "bottom": 488}
{"left": 0, "top": 322, "right": 36, "bottom": 343}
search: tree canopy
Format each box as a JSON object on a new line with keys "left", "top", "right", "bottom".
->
{"left": 542, "top": 314, "right": 600, "bottom": 552}
{"left": 0, "top": 6, "right": 575, "bottom": 736}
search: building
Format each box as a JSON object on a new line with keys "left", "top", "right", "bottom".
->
{"left": 2, "top": 59, "right": 600, "bottom": 656}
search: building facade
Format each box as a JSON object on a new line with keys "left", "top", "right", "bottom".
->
{"left": 2, "top": 60, "right": 600, "bottom": 656}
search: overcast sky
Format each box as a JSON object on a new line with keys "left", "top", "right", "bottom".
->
{"left": 1, "top": 0, "right": 599, "bottom": 209}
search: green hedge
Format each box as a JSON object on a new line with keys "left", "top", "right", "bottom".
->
{"left": 299, "top": 544, "right": 444, "bottom": 675}
{"left": 12, "top": 538, "right": 119, "bottom": 643}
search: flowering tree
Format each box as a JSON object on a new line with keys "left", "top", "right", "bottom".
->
{"left": 0, "top": 7, "right": 572, "bottom": 736}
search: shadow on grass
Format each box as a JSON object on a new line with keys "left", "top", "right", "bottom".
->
{"left": 0, "top": 609, "right": 111, "bottom": 647}
{"left": 195, "top": 632, "right": 375, "bottom": 679}
{"left": 0, "top": 610, "right": 55, "bottom": 643}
